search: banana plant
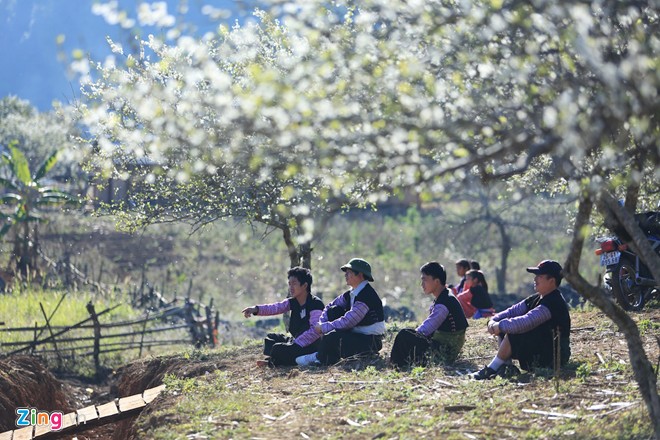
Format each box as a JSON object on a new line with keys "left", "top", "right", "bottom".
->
{"left": 0, "top": 140, "right": 80, "bottom": 277}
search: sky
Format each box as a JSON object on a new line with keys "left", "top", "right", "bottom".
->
{"left": 0, "top": 0, "right": 239, "bottom": 111}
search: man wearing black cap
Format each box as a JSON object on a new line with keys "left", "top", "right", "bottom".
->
{"left": 472, "top": 260, "right": 571, "bottom": 380}
{"left": 295, "top": 258, "right": 385, "bottom": 366}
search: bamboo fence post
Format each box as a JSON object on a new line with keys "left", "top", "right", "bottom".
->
{"left": 86, "top": 302, "right": 102, "bottom": 377}
{"left": 139, "top": 311, "right": 149, "bottom": 358}
{"left": 39, "top": 302, "right": 63, "bottom": 369}
{"left": 186, "top": 279, "right": 193, "bottom": 298}
{"left": 32, "top": 321, "right": 38, "bottom": 354}
{"left": 204, "top": 305, "right": 214, "bottom": 348}
{"left": 136, "top": 268, "right": 145, "bottom": 307}
{"left": 184, "top": 299, "right": 198, "bottom": 347}
{"left": 34, "top": 291, "right": 68, "bottom": 341}
{"left": 214, "top": 311, "right": 220, "bottom": 347}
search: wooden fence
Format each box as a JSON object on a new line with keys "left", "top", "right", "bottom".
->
{"left": 0, "top": 295, "right": 220, "bottom": 377}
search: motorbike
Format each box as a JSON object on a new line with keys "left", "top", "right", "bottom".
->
{"left": 595, "top": 211, "right": 660, "bottom": 311}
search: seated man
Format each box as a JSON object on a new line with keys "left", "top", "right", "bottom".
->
{"left": 296, "top": 258, "right": 385, "bottom": 366}
{"left": 242, "top": 267, "right": 324, "bottom": 366}
{"left": 390, "top": 262, "right": 468, "bottom": 369}
{"left": 472, "top": 260, "right": 571, "bottom": 380}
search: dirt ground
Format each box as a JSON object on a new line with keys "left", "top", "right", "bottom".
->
{"left": 1, "top": 308, "right": 659, "bottom": 439}
{"left": 124, "top": 307, "right": 660, "bottom": 439}
{"left": 0, "top": 356, "right": 71, "bottom": 431}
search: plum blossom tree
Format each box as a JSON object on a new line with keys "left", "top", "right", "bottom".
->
{"left": 79, "top": 8, "right": 379, "bottom": 269}
{"left": 80, "top": 0, "right": 659, "bottom": 431}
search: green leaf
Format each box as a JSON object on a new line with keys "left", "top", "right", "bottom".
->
{"left": 34, "top": 150, "right": 59, "bottom": 182}
{"left": 8, "top": 142, "right": 33, "bottom": 186}
{"left": 35, "top": 193, "right": 76, "bottom": 206}
{"left": 0, "top": 194, "right": 21, "bottom": 205}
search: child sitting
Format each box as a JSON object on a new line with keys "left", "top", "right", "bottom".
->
{"left": 456, "top": 269, "right": 495, "bottom": 319}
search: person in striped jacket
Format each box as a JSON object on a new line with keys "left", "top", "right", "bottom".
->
{"left": 390, "top": 262, "right": 468, "bottom": 369}
{"left": 472, "top": 260, "right": 571, "bottom": 380}
{"left": 242, "top": 267, "right": 325, "bottom": 366}
{"left": 295, "top": 258, "right": 385, "bottom": 366}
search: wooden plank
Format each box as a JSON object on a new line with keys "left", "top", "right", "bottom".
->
{"left": 11, "top": 426, "right": 32, "bottom": 440}
{"left": 76, "top": 405, "right": 99, "bottom": 425}
{"left": 60, "top": 412, "right": 78, "bottom": 431}
{"left": 96, "top": 401, "right": 119, "bottom": 418}
{"left": 142, "top": 384, "right": 166, "bottom": 404}
{"left": 118, "top": 394, "right": 146, "bottom": 412}
{"left": 34, "top": 422, "right": 56, "bottom": 437}
{"left": 0, "top": 430, "right": 13, "bottom": 440}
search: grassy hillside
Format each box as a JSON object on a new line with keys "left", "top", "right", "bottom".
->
{"left": 26, "top": 207, "right": 602, "bottom": 325}
{"left": 115, "top": 308, "right": 659, "bottom": 440}
{"left": 0, "top": 205, "right": 625, "bottom": 381}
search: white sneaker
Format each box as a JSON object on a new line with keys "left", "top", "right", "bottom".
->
{"left": 295, "top": 352, "right": 320, "bottom": 366}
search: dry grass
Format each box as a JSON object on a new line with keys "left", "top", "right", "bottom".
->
{"left": 0, "top": 356, "right": 72, "bottom": 431}
{"left": 116, "top": 307, "right": 659, "bottom": 439}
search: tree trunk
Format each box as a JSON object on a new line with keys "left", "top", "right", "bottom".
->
{"left": 564, "top": 194, "right": 660, "bottom": 439}
{"left": 298, "top": 242, "right": 312, "bottom": 270}
{"left": 281, "top": 224, "right": 301, "bottom": 268}
{"left": 494, "top": 219, "right": 511, "bottom": 294}
{"left": 622, "top": 145, "right": 644, "bottom": 214}
{"left": 32, "top": 223, "right": 40, "bottom": 280}
{"left": 281, "top": 219, "right": 316, "bottom": 270}
{"left": 17, "top": 220, "right": 31, "bottom": 278}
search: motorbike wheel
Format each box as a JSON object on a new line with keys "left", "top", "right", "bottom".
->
{"left": 610, "top": 256, "right": 647, "bottom": 311}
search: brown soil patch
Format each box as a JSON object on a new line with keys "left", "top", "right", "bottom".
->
{"left": 111, "top": 352, "right": 242, "bottom": 440}
{"left": 0, "top": 355, "right": 71, "bottom": 431}
{"left": 124, "top": 308, "right": 660, "bottom": 439}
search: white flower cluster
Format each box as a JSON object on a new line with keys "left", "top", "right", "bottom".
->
{"left": 76, "top": 0, "right": 659, "bottom": 226}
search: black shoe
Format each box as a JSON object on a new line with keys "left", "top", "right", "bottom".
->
{"left": 498, "top": 364, "right": 521, "bottom": 378}
{"left": 471, "top": 366, "right": 499, "bottom": 380}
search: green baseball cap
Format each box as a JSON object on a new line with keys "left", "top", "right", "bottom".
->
{"left": 341, "top": 258, "right": 374, "bottom": 282}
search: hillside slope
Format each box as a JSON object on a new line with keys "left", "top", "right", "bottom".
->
{"left": 114, "top": 308, "right": 659, "bottom": 439}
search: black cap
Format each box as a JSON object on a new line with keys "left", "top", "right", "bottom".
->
{"left": 526, "top": 260, "right": 562, "bottom": 277}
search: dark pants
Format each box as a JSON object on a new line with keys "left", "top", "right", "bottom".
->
{"left": 508, "top": 327, "right": 569, "bottom": 371}
{"left": 390, "top": 328, "right": 431, "bottom": 369}
{"left": 316, "top": 330, "right": 383, "bottom": 365}
{"left": 263, "top": 333, "right": 319, "bottom": 366}
{"left": 391, "top": 328, "right": 466, "bottom": 368}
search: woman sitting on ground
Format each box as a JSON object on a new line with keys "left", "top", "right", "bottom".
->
{"left": 242, "top": 267, "right": 324, "bottom": 367}
{"left": 456, "top": 269, "right": 495, "bottom": 319}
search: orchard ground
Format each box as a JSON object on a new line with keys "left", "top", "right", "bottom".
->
{"left": 2, "top": 307, "right": 657, "bottom": 439}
